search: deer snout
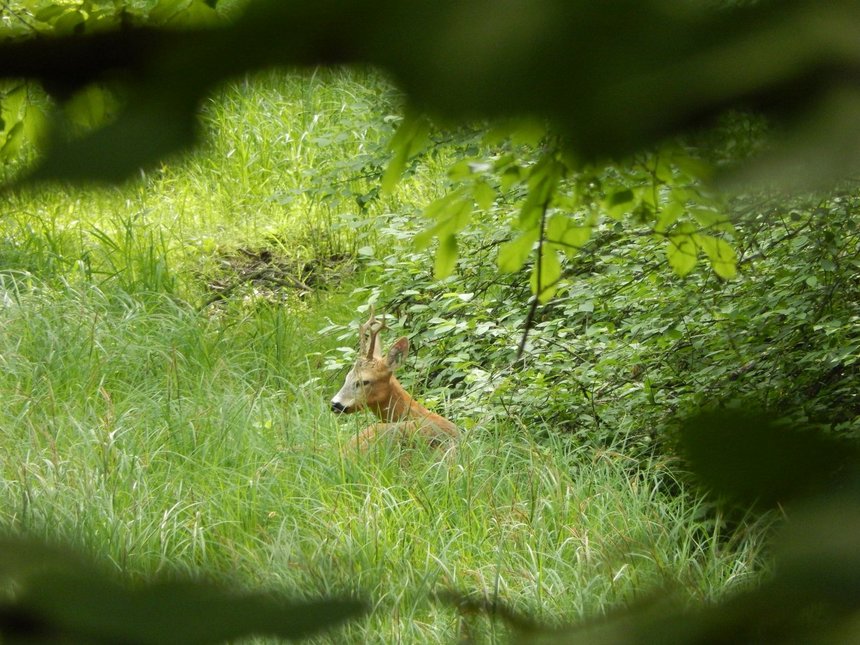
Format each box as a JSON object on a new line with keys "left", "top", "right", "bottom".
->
{"left": 331, "top": 400, "right": 348, "bottom": 413}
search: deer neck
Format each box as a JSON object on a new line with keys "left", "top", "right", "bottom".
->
{"left": 371, "top": 376, "right": 454, "bottom": 430}
{"left": 371, "top": 376, "right": 422, "bottom": 421}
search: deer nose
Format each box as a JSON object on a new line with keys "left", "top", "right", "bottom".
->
{"left": 331, "top": 400, "right": 347, "bottom": 413}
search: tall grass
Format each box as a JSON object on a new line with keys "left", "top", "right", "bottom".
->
{"left": 0, "top": 282, "right": 770, "bottom": 642}
{"left": 0, "top": 68, "right": 405, "bottom": 299}
{"left": 0, "top": 69, "right": 774, "bottom": 642}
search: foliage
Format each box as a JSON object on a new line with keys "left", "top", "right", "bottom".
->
{"left": 329, "top": 133, "right": 858, "bottom": 455}
{"left": 0, "top": 67, "right": 400, "bottom": 304}
{"left": 0, "top": 0, "right": 853, "bottom": 299}
{"left": 394, "top": 120, "right": 736, "bottom": 298}
{"left": 0, "top": 0, "right": 230, "bottom": 171}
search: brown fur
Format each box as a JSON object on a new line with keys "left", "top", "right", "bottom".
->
{"left": 330, "top": 313, "right": 459, "bottom": 452}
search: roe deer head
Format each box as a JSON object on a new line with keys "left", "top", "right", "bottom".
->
{"left": 330, "top": 309, "right": 459, "bottom": 451}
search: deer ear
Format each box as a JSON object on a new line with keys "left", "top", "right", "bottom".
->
{"left": 386, "top": 337, "right": 409, "bottom": 370}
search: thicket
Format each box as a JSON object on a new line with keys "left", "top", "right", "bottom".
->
{"left": 319, "top": 129, "right": 860, "bottom": 457}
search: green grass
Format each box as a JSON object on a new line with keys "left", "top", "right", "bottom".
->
{"left": 0, "top": 282, "right": 770, "bottom": 642}
{"left": 0, "top": 68, "right": 405, "bottom": 298}
{"left": 0, "top": 69, "right": 774, "bottom": 642}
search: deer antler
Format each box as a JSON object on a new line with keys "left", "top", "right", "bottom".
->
{"left": 358, "top": 305, "right": 387, "bottom": 359}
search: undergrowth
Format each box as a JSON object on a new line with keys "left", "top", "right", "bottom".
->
{"left": 0, "top": 69, "right": 789, "bottom": 641}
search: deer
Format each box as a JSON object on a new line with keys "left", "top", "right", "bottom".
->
{"left": 330, "top": 309, "right": 459, "bottom": 452}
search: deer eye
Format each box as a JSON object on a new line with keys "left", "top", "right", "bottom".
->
{"left": 355, "top": 379, "right": 371, "bottom": 389}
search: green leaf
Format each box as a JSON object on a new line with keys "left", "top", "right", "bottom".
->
{"left": 179, "top": 1, "right": 223, "bottom": 27}
{"left": 509, "top": 118, "right": 547, "bottom": 146}
{"left": 690, "top": 207, "right": 732, "bottom": 233}
{"left": 679, "top": 408, "right": 855, "bottom": 508}
{"left": 498, "top": 227, "right": 539, "bottom": 273}
{"left": 559, "top": 225, "right": 591, "bottom": 256}
{"left": 434, "top": 234, "right": 458, "bottom": 279}
{"left": 381, "top": 114, "right": 430, "bottom": 195}
{"left": 423, "top": 191, "right": 461, "bottom": 220}
{"left": 518, "top": 198, "right": 543, "bottom": 230}
{"left": 149, "top": 0, "right": 193, "bottom": 24}
{"left": 415, "top": 193, "right": 472, "bottom": 250}
{"left": 696, "top": 234, "right": 737, "bottom": 279}
{"left": 667, "top": 233, "right": 698, "bottom": 276}
{"left": 447, "top": 158, "right": 472, "bottom": 180}
{"left": 655, "top": 198, "right": 684, "bottom": 233}
{"left": 473, "top": 180, "right": 496, "bottom": 211}
{"left": 604, "top": 188, "right": 636, "bottom": 219}
{"left": 545, "top": 212, "right": 568, "bottom": 241}
{"left": 65, "top": 85, "right": 109, "bottom": 131}
{"left": 1, "top": 84, "right": 27, "bottom": 120}
{"left": 530, "top": 248, "right": 562, "bottom": 302}
{"left": 500, "top": 165, "right": 523, "bottom": 191}
{"left": 27, "top": 98, "right": 197, "bottom": 184}
{"left": 526, "top": 155, "right": 563, "bottom": 197}
{"left": 53, "top": 9, "right": 87, "bottom": 36}
{"left": 149, "top": 0, "right": 221, "bottom": 27}
{"left": 545, "top": 213, "right": 592, "bottom": 257}
{"left": 671, "top": 152, "right": 714, "bottom": 181}
{"left": 654, "top": 155, "right": 674, "bottom": 182}
{"left": 35, "top": 5, "right": 69, "bottom": 23}
{"left": 637, "top": 184, "right": 658, "bottom": 210}
{"left": 516, "top": 157, "right": 562, "bottom": 229}
{"left": 0, "top": 121, "right": 24, "bottom": 159}
{"left": 22, "top": 104, "right": 48, "bottom": 146}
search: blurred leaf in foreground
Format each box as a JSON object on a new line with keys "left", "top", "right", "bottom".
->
{"left": 3, "top": 0, "right": 860, "bottom": 186}
{"left": 0, "top": 537, "right": 366, "bottom": 644}
{"left": 678, "top": 406, "right": 858, "bottom": 508}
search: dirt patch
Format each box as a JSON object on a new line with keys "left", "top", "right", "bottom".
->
{"left": 201, "top": 244, "right": 355, "bottom": 307}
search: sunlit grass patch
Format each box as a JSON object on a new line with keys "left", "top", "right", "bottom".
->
{"left": 0, "top": 68, "right": 408, "bottom": 299}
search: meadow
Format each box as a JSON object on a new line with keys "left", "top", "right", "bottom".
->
{"left": 0, "top": 69, "right": 774, "bottom": 642}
